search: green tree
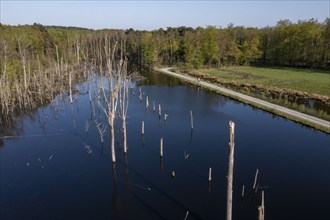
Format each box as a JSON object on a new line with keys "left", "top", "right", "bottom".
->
{"left": 220, "top": 26, "right": 241, "bottom": 65}
{"left": 140, "top": 32, "right": 157, "bottom": 66}
{"left": 322, "top": 18, "right": 330, "bottom": 68}
{"left": 259, "top": 27, "right": 273, "bottom": 64}
{"left": 239, "top": 28, "right": 262, "bottom": 65}
{"left": 201, "top": 26, "right": 219, "bottom": 67}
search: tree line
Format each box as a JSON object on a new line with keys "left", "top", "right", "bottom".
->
{"left": 1, "top": 18, "right": 329, "bottom": 80}
{"left": 134, "top": 18, "right": 330, "bottom": 69}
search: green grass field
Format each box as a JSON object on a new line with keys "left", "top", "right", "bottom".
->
{"left": 202, "top": 66, "right": 330, "bottom": 96}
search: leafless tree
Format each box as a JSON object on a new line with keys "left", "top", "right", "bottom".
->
{"left": 119, "top": 55, "right": 129, "bottom": 154}
{"left": 95, "top": 119, "right": 106, "bottom": 143}
{"left": 69, "top": 70, "right": 73, "bottom": 103}
{"left": 98, "top": 37, "right": 120, "bottom": 163}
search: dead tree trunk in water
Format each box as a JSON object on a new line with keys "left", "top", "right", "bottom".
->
{"left": 99, "top": 35, "right": 128, "bottom": 161}
{"left": 208, "top": 167, "right": 212, "bottom": 182}
{"left": 146, "top": 96, "right": 149, "bottom": 109}
{"left": 253, "top": 169, "right": 259, "bottom": 191}
{"left": 190, "top": 111, "right": 194, "bottom": 130}
{"left": 258, "top": 191, "right": 265, "bottom": 220}
{"left": 226, "top": 120, "right": 235, "bottom": 220}
{"left": 160, "top": 137, "right": 163, "bottom": 158}
{"left": 69, "top": 70, "right": 73, "bottom": 103}
{"left": 109, "top": 43, "right": 119, "bottom": 162}
{"left": 141, "top": 121, "right": 145, "bottom": 135}
{"left": 119, "top": 52, "right": 129, "bottom": 154}
{"left": 99, "top": 37, "right": 119, "bottom": 163}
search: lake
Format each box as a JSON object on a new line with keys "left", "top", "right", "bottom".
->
{"left": 1, "top": 69, "right": 329, "bottom": 220}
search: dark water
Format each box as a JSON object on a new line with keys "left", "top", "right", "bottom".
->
{"left": 1, "top": 70, "right": 329, "bottom": 220}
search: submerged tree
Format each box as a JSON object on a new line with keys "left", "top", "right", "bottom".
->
{"left": 119, "top": 58, "right": 129, "bottom": 154}
{"left": 99, "top": 38, "right": 119, "bottom": 163}
{"left": 97, "top": 33, "right": 129, "bottom": 163}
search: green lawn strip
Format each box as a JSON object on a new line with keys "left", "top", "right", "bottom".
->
{"left": 202, "top": 66, "right": 330, "bottom": 96}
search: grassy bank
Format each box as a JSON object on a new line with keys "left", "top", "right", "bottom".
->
{"left": 202, "top": 66, "right": 330, "bottom": 96}
{"left": 177, "top": 66, "right": 330, "bottom": 121}
{"left": 163, "top": 69, "right": 329, "bottom": 133}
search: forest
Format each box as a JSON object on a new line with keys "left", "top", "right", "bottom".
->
{"left": 1, "top": 18, "right": 329, "bottom": 76}
{"left": 0, "top": 19, "right": 329, "bottom": 119}
{"left": 136, "top": 18, "right": 330, "bottom": 69}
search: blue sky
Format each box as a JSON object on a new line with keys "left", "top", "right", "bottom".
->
{"left": 1, "top": 1, "right": 329, "bottom": 30}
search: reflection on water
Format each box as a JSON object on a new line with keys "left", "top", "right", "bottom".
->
{"left": 141, "top": 69, "right": 183, "bottom": 87}
{"left": 0, "top": 70, "right": 329, "bottom": 220}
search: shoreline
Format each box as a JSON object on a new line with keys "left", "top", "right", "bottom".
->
{"left": 156, "top": 67, "right": 330, "bottom": 134}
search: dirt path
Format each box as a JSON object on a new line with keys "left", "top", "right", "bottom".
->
{"left": 157, "top": 67, "right": 330, "bottom": 131}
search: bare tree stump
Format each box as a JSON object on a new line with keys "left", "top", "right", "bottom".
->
{"left": 160, "top": 137, "right": 163, "bottom": 158}
{"left": 141, "top": 121, "right": 144, "bottom": 135}
{"left": 226, "top": 120, "right": 235, "bottom": 220}
{"left": 253, "top": 169, "right": 259, "bottom": 191}
{"left": 146, "top": 96, "right": 149, "bottom": 109}
{"left": 184, "top": 211, "right": 189, "bottom": 220}
{"left": 258, "top": 190, "right": 265, "bottom": 220}
{"left": 171, "top": 170, "right": 175, "bottom": 178}
{"left": 190, "top": 110, "right": 194, "bottom": 130}
{"left": 242, "top": 185, "right": 245, "bottom": 198}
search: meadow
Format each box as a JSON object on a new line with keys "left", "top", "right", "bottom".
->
{"left": 202, "top": 66, "right": 330, "bottom": 97}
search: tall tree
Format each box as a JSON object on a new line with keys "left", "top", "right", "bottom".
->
{"left": 140, "top": 32, "right": 157, "bottom": 66}
{"left": 201, "top": 26, "right": 219, "bottom": 67}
